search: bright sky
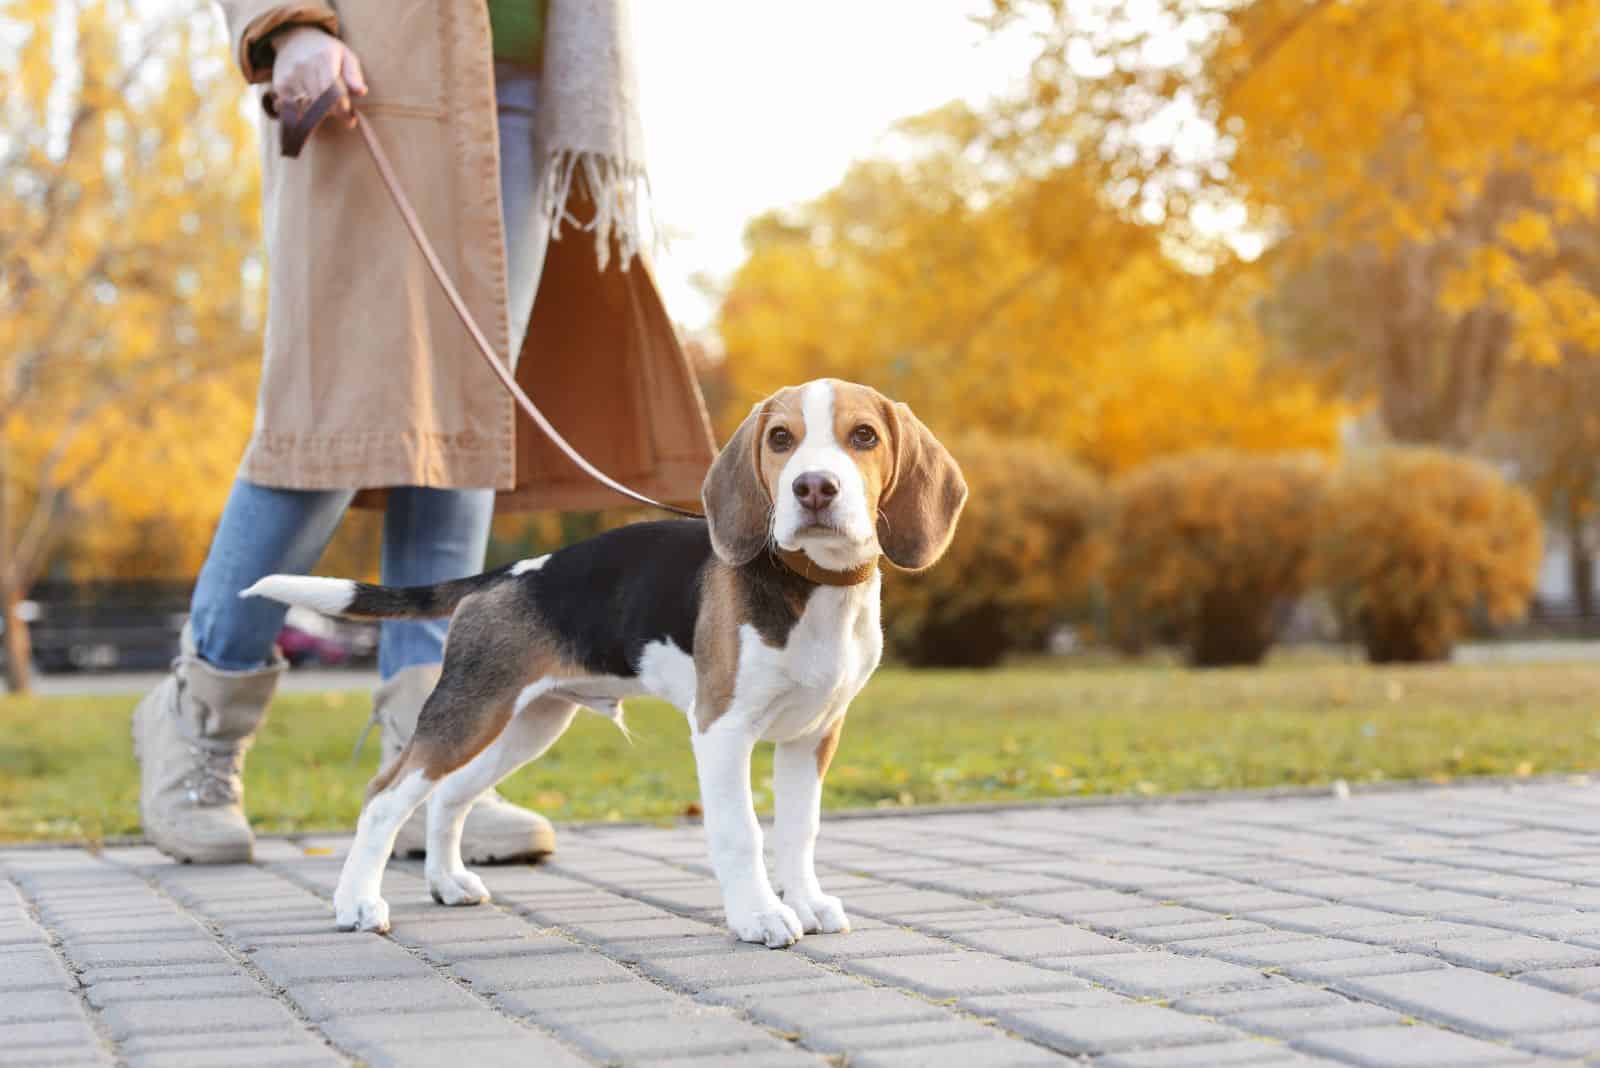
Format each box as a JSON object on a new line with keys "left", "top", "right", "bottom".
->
{"left": 630, "top": 2, "right": 1038, "bottom": 331}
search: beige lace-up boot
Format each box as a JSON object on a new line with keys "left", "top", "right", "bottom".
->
{"left": 132, "top": 636, "right": 284, "bottom": 863}
{"left": 374, "top": 663, "right": 555, "bottom": 863}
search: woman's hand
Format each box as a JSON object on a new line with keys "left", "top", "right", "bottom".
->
{"left": 271, "top": 26, "right": 367, "bottom": 126}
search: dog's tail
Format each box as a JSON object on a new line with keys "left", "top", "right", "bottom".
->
{"left": 240, "top": 566, "right": 512, "bottom": 621}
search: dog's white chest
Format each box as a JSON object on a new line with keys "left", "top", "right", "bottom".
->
{"left": 741, "top": 580, "right": 882, "bottom": 742}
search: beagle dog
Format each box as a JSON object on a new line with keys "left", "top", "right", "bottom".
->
{"left": 244, "top": 379, "right": 966, "bottom": 948}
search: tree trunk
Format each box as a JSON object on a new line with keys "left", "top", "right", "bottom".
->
{"left": 1188, "top": 593, "right": 1276, "bottom": 668}
{"left": 2, "top": 582, "right": 34, "bottom": 694}
{"left": 1567, "top": 498, "right": 1595, "bottom": 620}
{"left": 1362, "top": 613, "right": 1453, "bottom": 664}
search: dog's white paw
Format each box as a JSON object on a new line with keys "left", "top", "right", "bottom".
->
{"left": 334, "top": 893, "right": 390, "bottom": 934}
{"left": 729, "top": 900, "right": 804, "bottom": 949}
{"left": 785, "top": 892, "right": 850, "bottom": 935}
{"left": 427, "top": 867, "right": 490, "bottom": 907}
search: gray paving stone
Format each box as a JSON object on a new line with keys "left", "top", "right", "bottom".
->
{"left": 791, "top": 927, "right": 948, "bottom": 960}
{"left": 1199, "top": 937, "right": 1389, "bottom": 967}
{"left": 1513, "top": 1027, "right": 1600, "bottom": 1057}
{"left": 843, "top": 1039, "right": 1067, "bottom": 1067}
{"left": 846, "top": 951, "right": 1089, "bottom": 998}
{"left": 897, "top": 908, "right": 1045, "bottom": 935}
{"left": 1122, "top": 919, "right": 1272, "bottom": 945}
{"left": 246, "top": 942, "right": 435, "bottom": 982}
{"left": 848, "top": 888, "right": 993, "bottom": 915}
{"left": 800, "top": 1015, "right": 1007, "bottom": 1052}
{"left": 986, "top": 1002, "right": 1240, "bottom": 1055}
{"left": 636, "top": 946, "right": 830, "bottom": 990}
{"left": 492, "top": 977, "right": 687, "bottom": 1019}
{"left": 118, "top": 1031, "right": 330, "bottom": 1056}
{"left": 76, "top": 963, "right": 238, "bottom": 986}
{"left": 600, "top": 933, "right": 746, "bottom": 962}
{"left": 1343, "top": 889, "right": 1506, "bottom": 916}
{"left": 284, "top": 975, "right": 483, "bottom": 1020}
{"left": 348, "top": 1035, "right": 592, "bottom": 1068}
{"left": 1176, "top": 891, "right": 1324, "bottom": 914}
{"left": 1004, "top": 889, "right": 1148, "bottom": 918}
{"left": 1519, "top": 965, "right": 1600, "bottom": 995}
{"left": 62, "top": 940, "right": 233, "bottom": 969}
{"left": 96, "top": 996, "right": 301, "bottom": 1040}
{"left": 1046, "top": 951, "right": 1270, "bottom": 997}
{"left": 451, "top": 950, "right": 636, "bottom": 991}
{"left": 1291, "top": 1024, "right": 1534, "bottom": 1067}
{"left": 126, "top": 1042, "right": 344, "bottom": 1068}
{"left": 1430, "top": 935, "right": 1600, "bottom": 972}
{"left": 1096, "top": 1040, "right": 1301, "bottom": 1067}
{"left": 1174, "top": 985, "right": 1346, "bottom": 1017}
{"left": 1281, "top": 952, "right": 1452, "bottom": 982}
{"left": 1476, "top": 911, "right": 1600, "bottom": 940}
{"left": 645, "top": 1049, "right": 832, "bottom": 1068}
{"left": 0, "top": 987, "right": 83, "bottom": 1024}
{"left": 82, "top": 974, "right": 264, "bottom": 1008}
{"left": 1338, "top": 966, "right": 1600, "bottom": 1037}
{"left": 554, "top": 1007, "right": 791, "bottom": 1061}
{"left": 0, "top": 952, "right": 74, "bottom": 991}
{"left": 1226, "top": 1001, "right": 1402, "bottom": 1038}
{"left": 952, "top": 923, "right": 1135, "bottom": 960}
{"left": 1243, "top": 905, "right": 1408, "bottom": 933}
{"left": 0, "top": 1016, "right": 101, "bottom": 1055}
{"left": 742, "top": 984, "right": 945, "bottom": 1032}
{"left": 1336, "top": 920, "right": 1500, "bottom": 951}
{"left": 1081, "top": 906, "right": 1222, "bottom": 933}
{"left": 902, "top": 869, "right": 1075, "bottom": 898}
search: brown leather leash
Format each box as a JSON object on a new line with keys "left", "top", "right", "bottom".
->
{"left": 263, "top": 86, "right": 705, "bottom": 519}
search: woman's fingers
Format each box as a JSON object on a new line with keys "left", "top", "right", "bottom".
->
{"left": 337, "top": 47, "right": 366, "bottom": 126}
{"left": 340, "top": 48, "right": 368, "bottom": 97}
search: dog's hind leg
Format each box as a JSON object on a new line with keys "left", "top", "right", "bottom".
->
{"left": 425, "top": 694, "right": 579, "bottom": 906}
{"left": 332, "top": 588, "right": 538, "bottom": 933}
{"left": 333, "top": 756, "right": 437, "bottom": 933}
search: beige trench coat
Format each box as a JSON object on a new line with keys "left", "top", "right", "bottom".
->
{"left": 217, "top": 1, "right": 716, "bottom": 511}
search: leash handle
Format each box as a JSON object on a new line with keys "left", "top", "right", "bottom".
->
{"left": 261, "top": 85, "right": 346, "bottom": 159}
{"left": 260, "top": 87, "right": 705, "bottom": 519}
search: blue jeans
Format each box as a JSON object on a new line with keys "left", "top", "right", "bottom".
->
{"left": 190, "top": 64, "right": 546, "bottom": 681}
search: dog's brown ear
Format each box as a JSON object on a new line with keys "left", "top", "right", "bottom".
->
{"left": 702, "top": 402, "right": 771, "bottom": 565}
{"left": 878, "top": 403, "right": 967, "bottom": 572}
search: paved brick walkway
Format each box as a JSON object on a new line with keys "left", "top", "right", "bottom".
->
{"left": 5, "top": 782, "right": 1600, "bottom": 1067}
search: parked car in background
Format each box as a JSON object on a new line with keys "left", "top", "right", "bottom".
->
{"left": 276, "top": 607, "right": 355, "bottom": 667}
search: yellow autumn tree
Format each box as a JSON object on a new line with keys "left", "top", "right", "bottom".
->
{"left": 989, "top": 0, "right": 1600, "bottom": 446}
{"left": 1, "top": 0, "right": 261, "bottom": 691}
{"left": 716, "top": 104, "right": 1342, "bottom": 471}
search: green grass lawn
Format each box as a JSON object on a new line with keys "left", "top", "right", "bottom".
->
{"left": 3, "top": 659, "right": 1599, "bottom": 844}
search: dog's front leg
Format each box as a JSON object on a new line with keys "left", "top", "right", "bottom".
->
{"left": 771, "top": 718, "right": 850, "bottom": 934}
{"left": 692, "top": 722, "right": 803, "bottom": 948}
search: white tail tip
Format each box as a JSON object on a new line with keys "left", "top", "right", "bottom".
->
{"left": 239, "top": 575, "right": 357, "bottom": 615}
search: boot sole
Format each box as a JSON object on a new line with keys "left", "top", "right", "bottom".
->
{"left": 396, "top": 824, "right": 557, "bottom": 865}
{"left": 149, "top": 837, "right": 254, "bottom": 865}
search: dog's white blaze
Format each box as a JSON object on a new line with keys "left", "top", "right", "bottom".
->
{"left": 239, "top": 575, "right": 356, "bottom": 615}
{"left": 509, "top": 555, "right": 549, "bottom": 576}
{"left": 773, "top": 380, "right": 874, "bottom": 565}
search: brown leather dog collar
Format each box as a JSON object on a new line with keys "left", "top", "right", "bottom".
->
{"left": 774, "top": 548, "right": 878, "bottom": 587}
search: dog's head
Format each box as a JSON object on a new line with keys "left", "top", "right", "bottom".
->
{"left": 701, "top": 379, "right": 967, "bottom": 573}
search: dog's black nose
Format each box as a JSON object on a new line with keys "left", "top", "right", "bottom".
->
{"left": 793, "top": 471, "right": 839, "bottom": 511}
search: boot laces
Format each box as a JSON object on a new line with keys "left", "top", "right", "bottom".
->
{"left": 185, "top": 744, "right": 243, "bottom": 806}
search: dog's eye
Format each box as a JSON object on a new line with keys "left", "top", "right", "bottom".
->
{"left": 849, "top": 425, "right": 879, "bottom": 449}
{"left": 767, "top": 426, "right": 794, "bottom": 452}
